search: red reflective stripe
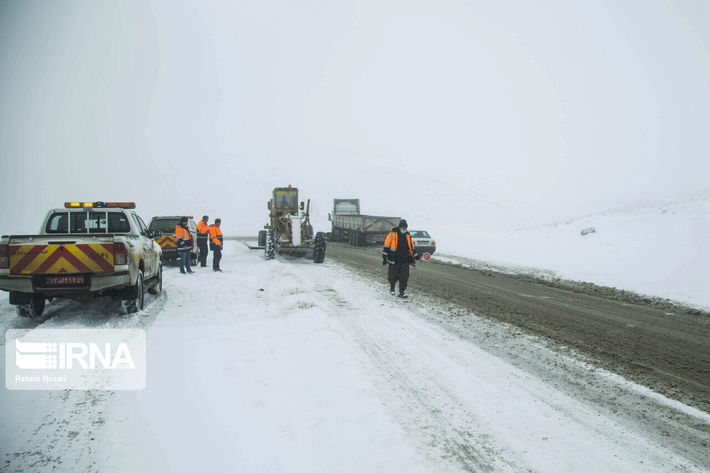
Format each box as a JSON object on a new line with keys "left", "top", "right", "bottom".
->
{"left": 35, "top": 248, "right": 92, "bottom": 274}
{"left": 76, "top": 244, "right": 114, "bottom": 272}
{"left": 9, "top": 245, "right": 47, "bottom": 275}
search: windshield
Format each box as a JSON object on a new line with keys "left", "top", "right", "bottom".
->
{"left": 409, "top": 230, "right": 430, "bottom": 238}
{"left": 45, "top": 211, "right": 131, "bottom": 233}
{"left": 273, "top": 192, "right": 298, "bottom": 209}
{"left": 149, "top": 218, "right": 182, "bottom": 234}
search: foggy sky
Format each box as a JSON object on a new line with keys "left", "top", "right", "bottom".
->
{"left": 1, "top": 0, "right": 709, "bottom": 236}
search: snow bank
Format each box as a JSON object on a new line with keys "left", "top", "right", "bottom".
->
{"left": 429, "top": 196, "right": 710, "bottom": 309}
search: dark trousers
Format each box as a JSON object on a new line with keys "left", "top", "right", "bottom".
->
{"left": 212, "top": 247, "right": 222, "bottom": 270}
{"left": 387, "top": 263, "right": 410, "bottom": 292}
{"left": 197, "top": 238, "right": 208, "bottom": 267}
{"left": 178, "top": 249, "right": 192, "bottom": 273}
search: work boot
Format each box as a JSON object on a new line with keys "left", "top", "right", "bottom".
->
{"left": 390, "top": 284, "right": 396, "bottom": 295}
{"left": 398, "top": 292, "right": 408, "bottom": 299}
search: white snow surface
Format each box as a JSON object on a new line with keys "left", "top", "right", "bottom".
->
{"left": 0, "top": 243, "right": 708, "bottom": 472}
{"left": 429, "top": 195, "right": 710, "bottom": 309}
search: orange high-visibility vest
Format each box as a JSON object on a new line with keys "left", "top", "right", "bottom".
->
{"left": 209, "top": 225, "right": 223, "bottom": 247}
{"left": 384, "top": 228, "right": 414, "bottom": 257}
{"left": 196, "top": 220, "right": 209, "bottom": 240}
{"left": 196, "top": 220, "right": 209, "bottom": 235}
{"left": 175, "top": 225, "right": 191, "bottom": 249}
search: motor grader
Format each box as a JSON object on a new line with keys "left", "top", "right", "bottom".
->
{"left": 258, "top": 186, "right": 326, "bottom": 263}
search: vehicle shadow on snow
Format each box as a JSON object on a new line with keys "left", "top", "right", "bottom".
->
{"left": 0, "top": 291, "right": 165, "bottom": 333}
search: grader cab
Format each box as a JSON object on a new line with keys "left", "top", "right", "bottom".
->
{"left": 258, "top": 186, "right": 326, "bottom": 263}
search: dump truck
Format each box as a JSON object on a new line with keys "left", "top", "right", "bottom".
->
{"left": 328, "top": 199, "right": 400, "bottom": 246}
{"left": 258, "top": 186, "right": 326, "bottom": 263}
{"left": 0, "top": 201, "right": 163, "bottom": 317}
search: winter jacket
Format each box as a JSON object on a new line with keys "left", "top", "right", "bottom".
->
{"left": 382, "top": 227, "right": 417, "bottom": 264}
{"left": 175, "top": 225, "right": 193, "bottom": 250}
{"left": 196, "top": 220, "right": 210, "bottom": 240}
{"left": 209, "top": 225, "right": 223, "bottom": 250}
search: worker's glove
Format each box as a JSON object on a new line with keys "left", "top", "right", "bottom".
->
{"left": 414, "top": 252, "right": 421, "bottom": 261}
{"left": 382, "top": 254, "right": 387, "bottom": 266}
{"left": 177, "top": 240, "right": 184, "bottom": 249}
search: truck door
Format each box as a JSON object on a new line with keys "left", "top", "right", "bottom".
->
{"left": 132, "top": 214, "right": 156, "bottom": 277}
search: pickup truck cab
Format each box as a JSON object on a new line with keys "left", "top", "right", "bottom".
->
{"left": 0, "top": 201, "right": 163, "bottom": 317}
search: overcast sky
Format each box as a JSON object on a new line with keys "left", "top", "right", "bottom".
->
{"left": 1, "top": 0, "right": 709, "bottom": 235}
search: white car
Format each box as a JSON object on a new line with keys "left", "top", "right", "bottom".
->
{"left": 409, "top": 230, "right": 436, "bottom": 255}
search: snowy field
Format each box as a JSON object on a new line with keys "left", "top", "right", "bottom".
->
{"left": 1, "top": 242, "right": 708, "bottom": 473}
{"left": 429, "top": 195, "right": 710, "bottom": 309}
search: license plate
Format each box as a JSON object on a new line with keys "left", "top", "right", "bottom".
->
{"left": 45, "top": 275, "right": 86, "bottom": 286}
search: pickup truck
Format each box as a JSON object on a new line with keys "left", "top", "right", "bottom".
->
{"left": 0, "top": 202, "right": 163, "bottom": 317}
{"left": 148, "top": 216, "right": 198, "bottom": 265}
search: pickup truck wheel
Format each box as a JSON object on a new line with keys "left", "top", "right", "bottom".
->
{"left": 17, "top": 296, "right": 46, "bottom": 318}
{"left": 148, "top": 264, "right": 163, "bottom": 295}
{"left": 123, "top": 271, "right": 144, "bottom": 314}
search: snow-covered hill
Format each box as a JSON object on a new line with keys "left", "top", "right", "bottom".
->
{"left": 430, "top": 195, "right": 710, "bottom": 309}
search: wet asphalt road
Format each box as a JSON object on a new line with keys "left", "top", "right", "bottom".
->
{"left": 326, "top": 242, "right": 710, "bottom": 413}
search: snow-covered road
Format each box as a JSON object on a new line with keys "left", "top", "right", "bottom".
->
{"left": 1, "top": 243, "right": 708, "bottom": 472}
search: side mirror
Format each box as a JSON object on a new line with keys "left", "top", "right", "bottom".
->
{"left": 151, "top": 230, "right": 163, "bottom": 238}
{"left": 300, "top": 202, "right": 305, "bottom": 210}
{"left": 267, "top": 201, "right": 271, "bottom": 210}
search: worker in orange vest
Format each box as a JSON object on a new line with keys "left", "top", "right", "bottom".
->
{"left": 196, "top": 215, "right": 210, "bottom": 268}
{"left": 382, "top": 219, "right": 420, "bottom": 298}
{"left": 209, "top": 218, "right": 224, "bottom": 272}
{"left": 175, "top": 217, "right": 194, "bottom": 274}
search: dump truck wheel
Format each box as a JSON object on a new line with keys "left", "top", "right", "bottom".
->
{"left": 265, "top": 231, "right": 276, "bottom": 260}
{"left": 17, "top": 296, "right": 46, "bottom": 318}
{"left": 258, "top": 230, "right": 267, "bottom": 247}
{"left": 313, "top": 232, "right": 326, "bottom": 263}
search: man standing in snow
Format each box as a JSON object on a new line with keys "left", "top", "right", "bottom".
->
{"left": 209, "top": 218, "right": 224, "bottom": 272}
{"left": 175, "top": 217, "right": 194, "bottom": 274}
{"left": 196, "top": 215, "right": 210, "bottom": 268}
{"left": 382, "top": 219, "right": 420, "bottom": 298}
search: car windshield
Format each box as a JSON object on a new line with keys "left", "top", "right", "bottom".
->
{"left": 149, "top": 218, "right": 182, "bottom": 234}
{"left": 410, "top": 231, "right": 430, "bottom": 238}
